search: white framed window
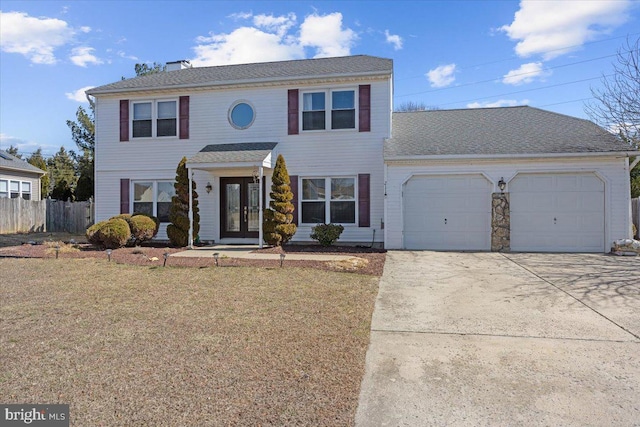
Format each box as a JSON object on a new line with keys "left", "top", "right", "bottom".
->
{"left": 132, "top": 100, "right": 177, "bottom": 138}
{"left": 0, "top": 180, "right": 8, "bottom": 198}
{"left": 301, "top": 89, "right": 356, "bottom": 131}
{"left": 10, "top": 180, "right": 20, "bottom": 198}
{"left": 300, "top": 177, "right": 356, "bottom": 224}
{"left": 132, "top": 180, "right": 175, "bottom": 222}
{"left": 21, "top": 182, "right": 31, "bottom": 200}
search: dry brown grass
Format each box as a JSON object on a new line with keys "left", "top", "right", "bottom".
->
{"left": 0, "top": 258, "right": 378, "bottom": 426}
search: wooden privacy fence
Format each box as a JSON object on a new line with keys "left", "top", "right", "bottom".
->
{"left": 0, "top": 198, "right": 46, "bottom": 234}
{"left": 46, "top": 199, "right": 94, "bottom": 234}
{"left": 633, "top": 198, "right": 639, "bottom": 239}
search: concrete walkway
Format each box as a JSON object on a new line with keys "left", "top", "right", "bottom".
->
{"left": 170, "top": 245, "right": 354, "bottom": 261}
{"left": 356, "top": 251, "right": 640, "bottom": 426}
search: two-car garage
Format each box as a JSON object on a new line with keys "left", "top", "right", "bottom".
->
{"left": 401, "top": 172, "right": 606, "bottom": 252}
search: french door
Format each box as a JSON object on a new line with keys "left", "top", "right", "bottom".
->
{"left": 220, "top": 177, "right": 261, "bottom": 238}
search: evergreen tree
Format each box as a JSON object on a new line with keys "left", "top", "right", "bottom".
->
{"left": 47, "top": 147, "right": 77, "bottom": 194}
{"left": 263, "top": 154, "right": 297, "bottom": 246}
{"left": 27, "top": 149, "right": 50, "bottom": 197}
{"left": 5, "top": 145, "right": 21, "bottom": 158}
{"left": 67, "top": 100, "right": 95, "bottom": 200}
{"left": 167, "top": 157, "right": 200, "bottom": 247}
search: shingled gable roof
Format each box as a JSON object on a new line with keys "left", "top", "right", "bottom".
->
{"left": 0, "top": 150, "right": 46, "bottom": 175}
{"left": 385, "top": 106, "right": 637, "bottom": 159}
{"left": 87, "top": 55, "right": 393, "bottom": 95}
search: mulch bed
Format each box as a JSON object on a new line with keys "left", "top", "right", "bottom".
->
{"left": 0, "top": 241, "right": 386, "bottom": 276}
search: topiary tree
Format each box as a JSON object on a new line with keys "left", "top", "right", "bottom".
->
{"left": 263, "top": 154, "right": 297, "bottom": 246}
{"left": 167, "top": 157, "right": 200, "bottom": 247}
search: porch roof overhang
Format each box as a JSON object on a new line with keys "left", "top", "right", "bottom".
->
{"left": 186, "top": 142, "right": 278, "bottom": 170}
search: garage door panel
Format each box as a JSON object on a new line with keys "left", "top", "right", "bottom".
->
{"left": 403, "top": 174, "right": 491, "bottom": 250}
{"left": 511, "top": 173, "right": 604, "bottom": 252}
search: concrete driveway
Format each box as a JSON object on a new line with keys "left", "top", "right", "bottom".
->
{"left": 356, "top": 252, "right": 640, "bottom": 426}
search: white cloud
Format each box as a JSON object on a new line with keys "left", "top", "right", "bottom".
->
{"left": 253, "top": 13, "right": 296, "bottom": 37}
{"left": 500, "top": 0, "right": 632, "bottom": 59}
{"left": 0, "top": 133, "right": 59, "bottom": 156}
{"left": 467, "top": 99, "right": 530, "bottom": 108}
{"left": 502, "top": 62, "right": 549, "bottom": 85}
{"left": 65, "top": 86, "right": 95, "bottom": 103}
{"left": 191, "top": 12, "right": 357, "bottom": 66}
{"left": 299, "top": 12, "right": 357, "bottom": 58}
{"left": 384, "top": 30, "right": 403, "bottom": 50}
{"left": 79, "top": 26, "right": 91, "bottom": 33}
{"left": 192, "top": 26, "right": 303, "bottom": 66}
{"left": 70, "top": 46, "right": 102, "bottom": 67}
{"left": 228, "top": 11, "right": 253, "bottom": 20}
{"left": 426, "top": 63, "right": 457, "bottom": 88}
{"left": 117, "top": 50, "right": 139, "bottom": 61}
{"left": 0, "top": 11, "right": 75, "bottom": 64}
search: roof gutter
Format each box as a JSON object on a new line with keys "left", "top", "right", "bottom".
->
{"left": 384, "top": 151, "right": 640, "bottom": 162}
{"left": 87, "top": 70, "right": 393, "bottom": 96}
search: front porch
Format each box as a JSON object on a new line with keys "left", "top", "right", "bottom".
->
{"left": 185, "top": 142, "right": 277, "bottom": 248}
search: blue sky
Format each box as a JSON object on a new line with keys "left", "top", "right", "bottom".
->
{"left": 1, "top": 0, "right": 638, "bottom": 157}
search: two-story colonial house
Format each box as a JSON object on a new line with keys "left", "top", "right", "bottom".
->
{"left": 88, "top": 55, "right": 638, "bottom": 252}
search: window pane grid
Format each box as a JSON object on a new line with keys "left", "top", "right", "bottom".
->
{"left": 300, "top": 177, "right": 356, "bottom": 224}
{"left": 132, "top": 100, "right": 177, "bottom": 138}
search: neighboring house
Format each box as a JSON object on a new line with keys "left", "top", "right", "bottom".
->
{"left": 88, "top": 55, "right": 638, "bottom": 253}
{"left": 0, "top": 150, "right": 46, "bottom": 201}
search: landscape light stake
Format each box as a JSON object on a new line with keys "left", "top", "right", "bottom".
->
{"left": 280, "top": 253, "right": 285, "bottom": 268}
{"left": 213, "top": 252, "right": 219, "bottom": 266}
{"left": 55, "top": 245, "right": 60, "bottom": 259}
{"left": 106, "top": 249, "right": 112, "bottom": 262}
{"left": 163, "top": 252, "right": 169, "bottom": 267}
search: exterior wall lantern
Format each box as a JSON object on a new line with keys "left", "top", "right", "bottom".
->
{"left": 205, "top": 182, "right": 213, "bottom": 194}
{"left": 498, "top": 177, "right": 506, "bottom": 192}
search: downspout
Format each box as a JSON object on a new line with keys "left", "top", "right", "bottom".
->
{"left": 188, "top": 168, "right": 194, "bottom": 249}
{"left": 258, "top": 165, "right": 264, "bottom": 249}
{"left": 630, "top": 156, "right": 640, "bottom": 171}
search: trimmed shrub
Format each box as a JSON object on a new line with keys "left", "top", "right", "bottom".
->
{"left": 263, "top": 154, "right": 297, "bottom": 246}
{"left": 86, "top": 221, "right": 105, "bottom": 246}
{"left": 86, "top": 218, "right": 131, "bottom": 249}
{"left": 310, "top": 223, "right": 344, "bottom": 247}
{"left": 133, "top": 212, "right": 160, "bottom": 237}
{"left": 127, "top": 214, "right": 157, "bottom": 245}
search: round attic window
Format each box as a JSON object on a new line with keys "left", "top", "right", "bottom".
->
{"left": 228, "top": 101, "right": 255, "bottom": 129}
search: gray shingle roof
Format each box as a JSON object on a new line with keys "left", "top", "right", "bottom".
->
{"left": 385, "top": 106, "right": 636, "bottom": 158}
{"left": 187, "top": 142, "right": 277, "bottom": 164}
{"left": 0, "top": 150, "right": 46, "bottom": 175}
{"left": 88, "top": 55, "right": 393, "bottom": 95}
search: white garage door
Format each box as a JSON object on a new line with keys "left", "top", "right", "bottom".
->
{"left": 403, "top": 174, "right": 491, "bottom": 250}
{"left": 510, "top": 173, "right": 605, "bottom": 252}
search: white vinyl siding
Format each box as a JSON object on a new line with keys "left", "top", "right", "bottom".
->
{"left": 94, "top": 78, "right": 390, "bottom": 244}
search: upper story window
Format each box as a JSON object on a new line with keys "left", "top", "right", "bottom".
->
{"left": 302, "top": 92, "right": 326, "bottom": 131}
{"left": 132, "top": 100, "right": 177, "bottom": 138}
{"left": 301, "top": 89, "right": 355, "bottom": 131}
{"left": 331, "top": 91, "right": 355, "bottom": 129}
{"left": 229, "top": 101, "right": 255, "bottom": 129}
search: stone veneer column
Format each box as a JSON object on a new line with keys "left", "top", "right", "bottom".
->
{"left": 491, "top": 193, "right": 510, "bottom": 252}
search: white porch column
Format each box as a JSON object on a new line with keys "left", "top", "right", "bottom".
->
{"left": 188, "top": 168, "right": 194, "bottom": 249}
{"left": 258, "top": 165, "right": 264, "bottom": 249}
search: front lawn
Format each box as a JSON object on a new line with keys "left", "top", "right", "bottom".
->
{"left": 0, "top": 259, "right": 378, "bottom": 426}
